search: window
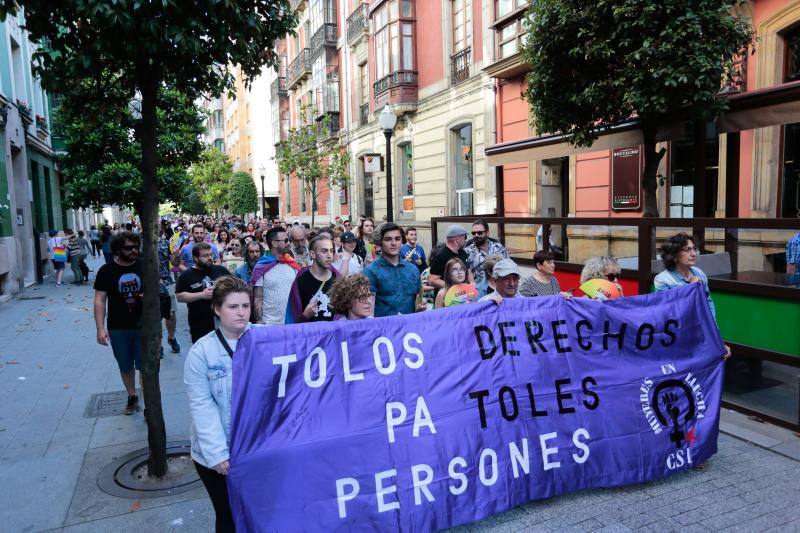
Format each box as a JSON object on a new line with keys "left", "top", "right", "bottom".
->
{"left": 452, "top": 0, "right": 471, "bottom": 53}
{"left": 784, "top": 25, "right": 800, "bottom": 82}
{"left": 300, "top": 179, "right": 307, "bottom": 212}
{"left": 497, "top": 18, "right": 524, "bottom": 59}
{"left": 374, "top": 0, "right": 415, "bottom": 80}
{"left": 359, "top": 64, "right": 369, "bottom": 106}
{"left": 781, "top": 123, "right": 800, "bottom": 218}
{"left": 668, "top": 123, "right": 719, "bottom": 217}
{"left": 285, "top": 176, "right": 291, "bottom": 214}
{"left": 496, "top": 0, "right": 526, "bottom": 19}
{"left": 452, "top": 124, "right": 473, "bottom": 216}
{"left": 399, "top": 142, "right": 414, "bottom": 211}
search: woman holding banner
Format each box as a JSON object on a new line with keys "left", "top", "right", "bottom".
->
{"left": 434, "top": 258, "right": 479, "bottom": 309}
{"left": 184, "top": 276, "right": 254, "bottom": 533}
{"left": 654, "top": 233, "right": 731, "bottom": 362}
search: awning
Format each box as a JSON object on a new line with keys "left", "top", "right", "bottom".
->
{"left": 486, "top": 80, "right": 800, "bottom": 166}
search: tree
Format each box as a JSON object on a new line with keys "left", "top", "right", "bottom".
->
{"left": 228, "top": 171, "right": 259, "bottom": 216}
{"left": 176, "top": 187, "right": 208, "bottom": 217}
{"left": 275, "top": 105, "right": 350, "bottom": 226}
{"left": 1, "top": 0, "right": 297, "bottom": 477}
{"left": 54, "top": 84, "right": 204, "bottom": 212}
{"left": 188, "top": 148, "right": 234, "bottom": 215}
{"left": 521, "top": 0, "right": 753, "bottom": 216}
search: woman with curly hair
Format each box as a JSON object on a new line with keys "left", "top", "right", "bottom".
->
{"left": 328, "top": 274, "right": 374, "bottom": 320}
{"left": 654, "top": 232, "right": 730, "bottom": 362}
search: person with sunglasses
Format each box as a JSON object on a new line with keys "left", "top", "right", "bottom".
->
{"left": 465, "top": 219, "right": 508, "bottom": 297}
{"left": 250, "top": 226, "right": 301, "bottom": 325}
{"left": 580, "top": 256, "right": 624, "bottom": 298}
{"left": 93, "top": 231, "right": 144, "bottom": 415}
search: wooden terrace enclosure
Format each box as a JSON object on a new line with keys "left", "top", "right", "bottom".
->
{"left": 430, "top": 81, "right": 800, "bottom": 431}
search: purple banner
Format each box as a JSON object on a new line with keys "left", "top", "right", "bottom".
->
{"left": 227, "top": 283, "right": 724, "bottom": 532}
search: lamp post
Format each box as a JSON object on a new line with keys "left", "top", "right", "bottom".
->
{"left": 259, "top": 165, "right": 266, "bottom": 219}
{"left": 378, "top": 105, "right": 397, "bottom": 222}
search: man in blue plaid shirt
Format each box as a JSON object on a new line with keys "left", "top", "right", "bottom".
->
{"left": 787, "top": 231, "right": 800, "bottom": 274}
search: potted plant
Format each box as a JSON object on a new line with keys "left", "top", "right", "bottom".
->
{"left": 16, "top": 100, "right": 32, "bottom": 124}
{"left": 35, "top": 114, "right": 47, "bottom": 130}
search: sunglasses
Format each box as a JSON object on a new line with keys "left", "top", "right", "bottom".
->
{"left": 471, "top": 231, "right": 486, "bottom": 236}
{"left": 605, "top": 273, "right": 619, "bottom": 281}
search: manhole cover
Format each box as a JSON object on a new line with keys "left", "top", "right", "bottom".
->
{"left": 85, "top": 389, "right": 142, "bottom": 418}
{"left": 98, "top": 440, "right": 201, "bottom": 498}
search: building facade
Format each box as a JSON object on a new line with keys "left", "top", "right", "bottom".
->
{"left": 0, "top": 9, "right": 59, "bottom": 301}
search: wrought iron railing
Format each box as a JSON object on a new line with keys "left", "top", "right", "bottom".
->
{"left": 270, "top": 76, "right": 287, "bottom": 100}
{"left": 346, "top": 3, "right": 369, "bottom": 45}
{"left": 311, "top": 23, "right": 337, "bottom": 57}
{"left": 374, "top": 70, "right": 418, "bottom": 95}
{"left": 359, "top": 103, "right": 370, "bottom": 127}
{"left": 450, "top": 47, "right": 471, "bottom": 86}
{"left": 287, "top": 48, "right": 311, "bottom": 88}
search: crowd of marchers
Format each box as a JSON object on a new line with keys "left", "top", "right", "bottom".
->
{"left": 76, "top": 213, "right": 733, "bottom": 533}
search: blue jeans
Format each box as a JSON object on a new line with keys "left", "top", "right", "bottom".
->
{"left": 108, "top": 328, "right": 142, "bottom": 372}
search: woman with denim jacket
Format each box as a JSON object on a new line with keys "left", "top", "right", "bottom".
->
{"left": 184, "top": 276, "right": 254, "bottom": 532}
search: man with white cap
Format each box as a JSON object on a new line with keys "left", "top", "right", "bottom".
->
{"left": 429, "top": 224, "right": 473, "bottom": 295}
{"left": 479, "top": 258, "right": 521, "bottom": 304}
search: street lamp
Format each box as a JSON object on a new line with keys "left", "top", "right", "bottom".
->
{"left": 378, "top": 104, "right": 397, "bottom": 222}
{"left": 259, "top": 164, "right": 266, "bottom": 219}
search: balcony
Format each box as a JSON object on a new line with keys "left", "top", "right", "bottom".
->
{"left": 373, "top": 70, "right": 418, "bottom": 109}
{"left": 311, "top": 23, "right": 337, "bottom": 58}
{"left": 450, "top": 47, "right": 471, "bottom": 86}
{"left": 316, "top": 112, "right": 340, "bottom": 141}
{"left": 270, "top": 76, "right": 287, "bottom": 100}
{"left": 359, "top": 103, "right": 370, "bottom": 127}
{"left": 287, "top": 48, "right": 311, "bottom": 89}
{"left": 346, "top": 3, "right": 369, "bottom": 46}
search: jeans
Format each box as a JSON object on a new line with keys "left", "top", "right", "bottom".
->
{"left": 194, "top": 461, "right": 235, "bottom": 532}
{"left": 71, "top": 254, "right": 86, "bottom": 282}
{"left": 108, "top": 328, "right": 142, "bottom": 372}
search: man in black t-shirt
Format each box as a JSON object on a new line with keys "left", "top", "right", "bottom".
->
{"left": 94, "top": 231, "right": 144, "bottom": 415}
{"left": 286, "top": 234, "right": 338, "bottom": 323}
{"left": 428, "top": 225, "right": 473, "bottom": 297}
{"left": 176, "top": 242, "right": 230, "bottom": 342}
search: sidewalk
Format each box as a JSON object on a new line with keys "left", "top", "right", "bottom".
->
{"left": 0, "top": 254, "right": 798, "bottom": 532}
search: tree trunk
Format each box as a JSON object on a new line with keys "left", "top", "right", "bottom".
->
{"left": 137, "top": 64, "right": 168, "bottom": 478}
{"left": 642, "top": 122, "right": 666, "bottom": 218}
{"left": 311, "top": 180, "right": 317, "bottom": 227}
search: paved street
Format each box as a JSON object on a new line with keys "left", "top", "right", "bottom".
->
{"left": 0, "top": 255, "right": 799, "bottom": 532}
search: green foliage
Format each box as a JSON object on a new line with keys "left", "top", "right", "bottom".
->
{"left": 521, "top": 0, "right": 754, "bottom": 215}
{"left": 55, "top": 85, "right": 204, "bottom": 211}
{"left": 188, "top": 148, "right": 234, "bottom": 215}
{"left": 228, "top": 171, "right": 259, "bottom": 215}
{"left": 275, "top": 105, "right": 351, "bottom": 225}
{"left": 176, "top": 188, "right": 208, "bottom": 216}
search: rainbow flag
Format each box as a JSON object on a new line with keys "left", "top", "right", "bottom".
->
{"left": 52, "top": 246, "right": 67, "bottom": 262}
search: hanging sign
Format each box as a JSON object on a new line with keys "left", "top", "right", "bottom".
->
{"left": 364, "top": 155, "right": 382, "bottom": 173}
{"left": 611, "top": 146, "right": 643, "bottom": 211}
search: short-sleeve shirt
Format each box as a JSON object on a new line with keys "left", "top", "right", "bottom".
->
{"left": 175, "top": 265, "right": 230, "bottom": 340}
{"left": 787, "top": 232, "right": 800, "bottom": 270}
{"left": 179, "top": 241, "right": 220, "bottom": 269}
{"left": 292, "top": 269, "right": 336, "bottom": 322}
{"left": 255, "top": 263, "right": 298, "bottom": 325}
{"left": 465, "top": 239, "right": 508, "bottom": 296}
{"left": 363, "top": 255, "right": 422, "bottom": 317}
{"left": 94, "top": 260, "right": 144, "bottom": 330}
{"left": 400, "top": 243, "right": 427, "bottom": 272}
{"left": 519, "top": 274, "right": 561, "bottom": 297}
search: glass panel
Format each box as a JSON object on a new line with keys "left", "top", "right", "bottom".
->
{"left": 390, "top": 23, "right": 399, "bottom": 72}
{"left": 497, "top": 0, "right": 513, "bottom": 18}
{"left": 458, "top": 190, "right": 473, "bottom": 216}
{"left": 500, "top": 23, "right": 516, "bottom": 40}
{"left": 401, "top": 0, "right": 413, "bottom": 17}
{"left": 403, "top": 29, "right": 414, "bottom": 70}
{"left": 723, "top": 360, "right": 799, "bottom": 425}
{"left": 389, "top": 0, "right": 398, "bottom": 20}
{"left": 453, "top": 124, "right": 473, "bottom": 190}
{"left": 782, "top": 123, "right": 800, "bottom": 218}
{"left": 500, "top": 40, "right": 517, "bottom": 59}
{"left": 399, "top": 143, "right": 414, "bottom": 205}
